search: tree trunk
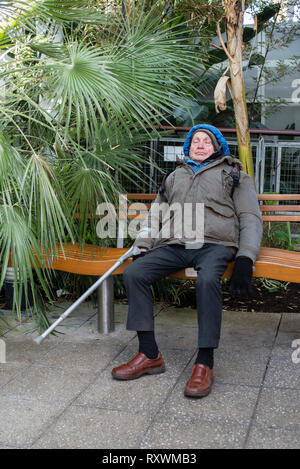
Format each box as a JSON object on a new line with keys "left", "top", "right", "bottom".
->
{"left": 222, "top": 0, "right": 255, "bottom": 183}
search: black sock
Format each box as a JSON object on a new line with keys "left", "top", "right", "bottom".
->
{"left": 195, "top": 347, "right": 214, "bottom": 369}
{"left": 137, "top": 331, "right": 159, "bottom": 359}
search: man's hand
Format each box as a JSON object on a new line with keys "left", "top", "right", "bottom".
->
{"left": 132, "top": 247, "right": 148, "bottom": 262}
{"left": 229, "top": 257, "right": 253, "bottom": 295}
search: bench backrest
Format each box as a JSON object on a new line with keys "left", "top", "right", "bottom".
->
{"left": 114, "top": 193, "right": 300, "bottom": 248}
{"left": 257, "top": 194, "right": 300, "bottom": 222}
{"left": 125, "top": 193, "right": 300, "bottom": 222}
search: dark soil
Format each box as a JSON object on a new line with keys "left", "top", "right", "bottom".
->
{"left": 221, "top": 278, "right": 300, "bottom": 313}
{"left": 175, "top": 278, "right": 300, "bottom": 313}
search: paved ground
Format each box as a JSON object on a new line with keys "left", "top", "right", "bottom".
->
{"left": 0, "top": 301, "right": 300, "bottom": 449}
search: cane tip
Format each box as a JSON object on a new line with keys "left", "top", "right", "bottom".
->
{"left": 34, "top": 336, "right": 43, "bottom": 345}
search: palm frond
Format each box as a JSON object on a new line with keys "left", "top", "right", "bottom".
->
{"left": 0, "top": 0, "right": 110, "bottom": 30}
{"left": 22, "top": 151, "right": 74, "bottom": 252}
{"left": 0, "top": 128, "right": 74, "bottom": 316}
{"left": 33, "top": 19, "right": 202, "bottom": 146}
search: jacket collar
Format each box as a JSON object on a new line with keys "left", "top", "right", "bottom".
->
{"left": 183, "top": 154, "right": 241, "bottom": 175}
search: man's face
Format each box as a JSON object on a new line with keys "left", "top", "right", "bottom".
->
{"left": 189, "top": 131, "right": 215, "bottom": 162}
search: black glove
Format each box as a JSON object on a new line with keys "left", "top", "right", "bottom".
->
{"left": 132, "top": 248, "right": 149, "bottom": 262}
{"left": 229, "top": 257, "right": 253, "bottom": 295}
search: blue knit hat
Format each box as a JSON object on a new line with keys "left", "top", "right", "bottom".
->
{"left": 183, "top": 124, "right": 230, "bottom": 157}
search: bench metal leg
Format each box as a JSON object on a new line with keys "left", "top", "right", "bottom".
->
{"left": 97, "top": 276, "right": 114, "bottom": 333}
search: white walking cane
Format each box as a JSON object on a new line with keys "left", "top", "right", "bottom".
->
{"left": 34, "top": 245, "right": 140, "bottom": 345}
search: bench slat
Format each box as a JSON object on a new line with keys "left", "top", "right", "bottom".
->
{"left": 260, "top": 205, "right": 300, "bottom": 211}
{"left": 49, "top": 245, "right": 130, "bottom": 276}
{"left": 128, "top": 194, "right": 300, "bottom": 201}
{"left": 125, "top": 194, "right": 300, "bottom": 201}
{"left": 126, "top": 194, "right": 156, "bottom": 200}
{"left": 262, "top": 215, "right": 300, "bottom": 222}
{"left": 258, "top": 194, "right": 300, "bottom": 201}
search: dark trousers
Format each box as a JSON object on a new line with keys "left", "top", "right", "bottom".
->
{"left": 123, "top": 243, "right": 234, "bottom": 348}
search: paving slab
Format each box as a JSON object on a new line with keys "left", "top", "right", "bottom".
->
{"left": 1, "top": 338, "right": 57, "bottom": 369}
{"left": 252, "top": 387, "right": 300, "bottom": 431}
{"left": 0, "top": 366, "right": 26, "bottom": 389}
{"left": 34, "top": 340, "right": 126, "bottom": 372}
{"left": 264, "top": 362, "right": 300, "bottom": 390}
{"left": 33, "top": 406, "right": 151, "bottom": 449}
{"left": 272, "top": 329, "right": 300, "bottom": 347}
{"left": 213, "top": 346, "right": 271, "bottom": 386}
{"left": 1, "top": 364, "right": 98, "bottom": 404}
{"left": 263, "top": 341, "right": 300, "bottom": 390}
{"left": 221, "top": 310, "right": 281, "bottom": 335}
{"left": 0, "top": 445, "right": 19, "bottom": 449}
{"left": 149, "top": 324, "right": 198, "bottom": 351}
{"left": 245, "top": 423, "right": 300, "bottom": 449}
{"left": 154, "top": 307, "right": 198, "bottom": 327}
{"left": 0, "top": 312, "right": 21, "bottom": 336}
{"left": 0, "top": 396, "right": 66, "bottom": 447}
{"left": 1, "top": 317, "right": 38, "bottom": 337}
{"left": 220, "top": 328, "right": 278, "bottom": 349}
{"left": 69, "top": 317, "right": 136, "bottom": 343}
{"left": 140, "top": 415, "right": 248, "bottom": 449}
{"left": 280, "top": 313, "right": 300, "bottom": 333}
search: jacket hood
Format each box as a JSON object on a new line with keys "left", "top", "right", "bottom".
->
{"left": 183, "top": 124, "right": 231, "bottom": 157}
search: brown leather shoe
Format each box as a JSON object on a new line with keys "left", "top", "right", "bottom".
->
{"left": 184, "top": 364, "right": 214, "bottom": 398}
{"left": 111, "top": 352, "right": 165, "bottom": 380}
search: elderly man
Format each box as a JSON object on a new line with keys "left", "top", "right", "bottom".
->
{"left": 112, "top": 124, "right": 262, "bottom": 398}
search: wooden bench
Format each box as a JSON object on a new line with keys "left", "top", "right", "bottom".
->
{"left": 47, "top": 193, "right": 300, "bottom": 333}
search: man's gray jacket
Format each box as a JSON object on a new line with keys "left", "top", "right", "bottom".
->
{"left": 133, "top": 155, "right": 263, "bottom": 263}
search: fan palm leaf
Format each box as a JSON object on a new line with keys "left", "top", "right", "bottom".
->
{"left": 0, "top": 0, "right": 109, "bottom": 32}
{"left": 30, "top": 19, "right": 201, "bottom": 146}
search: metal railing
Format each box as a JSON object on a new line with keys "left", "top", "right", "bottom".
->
{"left": 118, "top": 128, "right": 300, "bottom": 196}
